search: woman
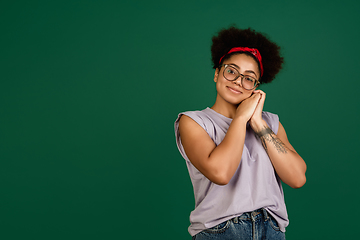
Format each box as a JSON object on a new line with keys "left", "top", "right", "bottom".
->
{"left": 174, "top": 26, "right": 306, "bottom": 239}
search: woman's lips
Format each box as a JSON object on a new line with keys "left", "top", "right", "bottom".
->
{"left": 227, "top": 86, "right": 242, "bottom": 94}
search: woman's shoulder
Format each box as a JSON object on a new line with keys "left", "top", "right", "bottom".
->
{"left": 262, "top": 111, "right": 279, "bottom": 134}
{"left": 262, "top": 111, "right": 278, "bottom": 119}
{"left": 178, "top": 107, "right": 210, "bottom": 117}
{"left": 175, "top": 108, "right": 210, "bottom": 130}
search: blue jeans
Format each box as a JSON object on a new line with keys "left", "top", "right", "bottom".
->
{"left": 192, "top": 209, "right": 286, "bottom": 240}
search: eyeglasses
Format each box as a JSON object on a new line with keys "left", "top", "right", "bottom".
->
{"left": 220, "top": 64, "right": 260, "bottom": 90}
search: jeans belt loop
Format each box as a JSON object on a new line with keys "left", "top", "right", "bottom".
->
{"left": 262, "top": 208, "right": 269, "bottom": 220}
{"left": 251, "top": 210, "right": 261, "bottom": 222}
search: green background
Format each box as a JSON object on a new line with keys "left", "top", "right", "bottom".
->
{"left": 1, "top": 0, "right": 359, "bottom": 239}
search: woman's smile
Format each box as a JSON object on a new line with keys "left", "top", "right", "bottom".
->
{"left": 227, "top": 86, "right": 242, "bottom": 94}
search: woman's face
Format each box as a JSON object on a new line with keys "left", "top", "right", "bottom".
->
{"left": 214, "top": 53, "right": 261, "bottom": 105}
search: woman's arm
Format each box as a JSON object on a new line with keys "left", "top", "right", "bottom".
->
{"left": 179, "top": 115, "right": 246, "bottom": 185}
{"left": 179, "top": 93, "right": 262, "bottom": 185}
{"left": 253, "top": 121, "right": 307, "bottom": 188}
{"left": 250, "top": 90, "right": 307, "bottom": 188}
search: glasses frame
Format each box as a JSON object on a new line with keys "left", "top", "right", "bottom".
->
{"left": 220, "top": 64, "right": 260, "bottom": 90}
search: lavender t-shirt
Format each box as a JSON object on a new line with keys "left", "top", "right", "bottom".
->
{"left": 174, "top": 107, "right": 288, "bottom": 236}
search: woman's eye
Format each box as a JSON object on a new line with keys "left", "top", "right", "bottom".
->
{"left": 244, "top": 76, "right": 255, "bottom": 82}
{"left": 227, "top": 69, "right": 235, "bottom": 74}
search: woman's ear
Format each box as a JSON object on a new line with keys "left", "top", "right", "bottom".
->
{"left": 214, "top": 68, "right": 219, "bottom": 83}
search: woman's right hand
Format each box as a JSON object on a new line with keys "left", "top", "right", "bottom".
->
{"left": 234, "top": 92, "right": 262, "bottom": 122}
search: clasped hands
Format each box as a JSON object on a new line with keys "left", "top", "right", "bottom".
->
{"left": 235, "top": 90, "right": 267, "bottom": 132}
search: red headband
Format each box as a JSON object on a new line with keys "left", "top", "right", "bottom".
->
{"left": 219, "top": 47, "right": 264, "bottom": 76}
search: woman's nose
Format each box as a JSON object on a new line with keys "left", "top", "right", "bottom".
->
{"left": 233, "top": 77, "right": 242, "bottom": 87}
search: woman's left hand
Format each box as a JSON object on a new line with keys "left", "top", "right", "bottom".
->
{"left": 249, "top": 90, "right": 266, "bottom": 131}
{"left": 248, "top": 89, "right": 307, "bottom": 188}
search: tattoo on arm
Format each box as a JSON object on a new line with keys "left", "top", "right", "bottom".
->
{"left": 255, "top": 127, "right": 288, "bottom": 154}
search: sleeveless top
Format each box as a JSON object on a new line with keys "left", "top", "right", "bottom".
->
{"left": 174, "top": 107, "right": 288, "bottom": 236}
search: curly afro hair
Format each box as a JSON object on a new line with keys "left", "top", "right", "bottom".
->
{"left": 211, "top": 26, "right": 283, "bottom": 84}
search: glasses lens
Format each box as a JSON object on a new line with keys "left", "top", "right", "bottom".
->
{"left": 223, "top": 65, "right": 238, "bottom": 81}
{"left": 242, "top": 76, "right": 257, "bottom": 90}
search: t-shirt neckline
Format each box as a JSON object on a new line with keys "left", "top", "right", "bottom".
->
{"left": 205, "top": 107, "right": 233, "bottom": 122}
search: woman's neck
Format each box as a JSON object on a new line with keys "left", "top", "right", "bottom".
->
{"left": 211, "top": 95, "right": 237, "bottom": 119}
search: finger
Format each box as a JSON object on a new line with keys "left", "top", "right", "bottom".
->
{"left": 253, "top": 92, "right": 261, "bottom": 101}
{"left": 254, "top": 89, "right": 264, "bottom": 93}
{"left": 259, "top": 91, "right": 266, "bottom": 102}
{"left": 255, "top": 91, "right": 266, "bottom": 111}
{"left": 253, "top": 90, "right": 265, "bottom": 101}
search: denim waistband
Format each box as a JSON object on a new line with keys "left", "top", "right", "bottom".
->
{"left": 232, "top": 208, "right": 269, "bottom": 223}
